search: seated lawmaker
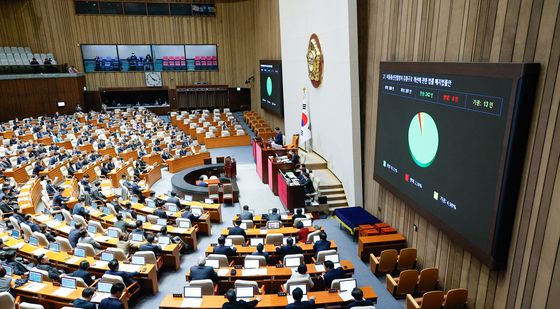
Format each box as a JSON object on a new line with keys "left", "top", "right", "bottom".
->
{"left": 190, "top": 256, "right": 218, "bottom": 282}
{"left": 273, "top": 127, "right": 283, "bottom": 146}
{"left": 138, "top": 234, "right": 163, "bottom": 256}
{"left": 69, "top": 260, "right": 94, "bottom": 286}
{"left": 105, "top": 259, "right": 139, "bottom": 286}
{"left": 167, "top": 192, "right": 181, "bottom": 207}
{"left": 296, "top": 221, "right": 310, "bottom": 243}
{"left": 228, "top": 220, "right": 246, "bottom": 237}
{"left": 195, "top": 176, "right": 208, "bottom": 187}
{"left": 276, "top": 237, "right": 303, "bottom": 256}
{"left": 289, "top": 264, "right": 314, "bottom": 288}
{"left": 99, "top": 282, "right": 126, "bottom": 309}
{"left": 323, "top": 260, "right": 345, "bottom": 289}
{"left": 213, "top": 236, "right": 237, "bottom": 257}
{"left": 348, "top": 287, "right": 374, "bottom": 308}
{"left": 222, "top": 288, "right": 260, "bottom": 309}
{"left": 292, "top": 208, "right": 306, "bottom": 221}
{"left": 72, "top": 287, "right": 96, "bottom": 309}
{"left": 251, "top": 243, "right": 270, "bottom": 264}
{"left": 267, "top": 208, "right": 281, "bottom": 221}
{"left": 0, "top": 266, "right": 12, "bottom": 293}
{"left": 313, "top": 232, "right": 331, "bottom": 256}
{"left": 286, "top": 287, "right": 315, "bottom": 309}
{"left": 239, "top": 205, "right": 253, "bottom": 220}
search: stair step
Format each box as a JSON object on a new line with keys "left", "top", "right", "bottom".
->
{"left": 323, "top": 193, "right": 346, "bottom": 201}
{"left": 319, "top": 184, "right": 343, "bottom": 190}
{"left": 326, "top": 199, "right": 348, "bottom": 206}
{"left": 320, "top": 188, "right": 345, "bottom": 194}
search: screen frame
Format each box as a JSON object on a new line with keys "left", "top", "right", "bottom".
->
{"left": 373, "top": 62, "right": 539, "bottom": 269}
{"left": 259, "top": 59, "right": 284, "bottom": 116}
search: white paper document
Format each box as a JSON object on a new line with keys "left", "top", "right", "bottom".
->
{"left": 91, "top": 292, "right": 110, "bottom": 303}
{"left": 120, "top": 264, "right": 141, "bottom": 273}
{"left": 242, "top": 268, "right": 267, "bottom": 276}
{"left": 314, "top": 265, "right": 325, "bottom": 272}
{"left": 217, "top": 269, "right": 230, "bottom": 276}
{"left": 59, "top": 226, "right": 72, "bottom": 234}
{"left": 287, "top": 295, "right": 308, "bottom": 304}
{"left": 32, "top": 248, "right": 49, "bottom": 255}
{"left": 338, "top": 291, "right": 354, "bottom": 301}
{"left": 52, "top": 287, "right": 74, "bottom": 297}
{"left": 181, "top": 298, "right": 203, "bottom": 308}
{"left": 94, "top": 261, "right": 109, "bottom": 268}
{"left": 35, "top": 215, "right": 50, "bottom": 222}
{"left": 23, "top": 282, "right": 45, "bottom": 292}
{"left": 66, "top": 257, "right": 82, "bottom": 264}
{"left": 46, "top": 220, "right": 61, "bottom": 228}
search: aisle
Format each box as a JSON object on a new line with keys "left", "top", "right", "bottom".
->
{"left": 134, "top": 145, "right": 402, "bottom": 308}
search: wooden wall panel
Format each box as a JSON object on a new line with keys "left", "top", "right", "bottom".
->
{"left": 251, "top": 0, "right": 284, "bottom": 130}
{"left": 0, "top": 76, "right": 85, "bottom": 121}
{"left": 359, "top": 0, "right": 560, "bottom": 308}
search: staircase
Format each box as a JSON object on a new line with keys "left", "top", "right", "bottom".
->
{"left": 320, "top": 183, "right": 349, "bottom": 209}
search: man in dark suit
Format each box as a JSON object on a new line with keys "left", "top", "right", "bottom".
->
{"left": 23, "top": 214, "right": 41, "bottom": 232}
{"left": 166, "top": 192, "right": 181, "bottom": 207}
{"left": 276, "top": 237, "right": 303, "bottom": 257}
{"left": 347, "top": 288, "right": 374, "bottom": 308}
{"left": 267, "top": 208, "right": 281, "bottom": 221}
{"left": 99, "top": 282, "right": 126, "bottom": 309}
{"left": 323, "top": 260, "right": 345, "bottom": 289}
{"left": 239, "top": 205, "right": 253, "bottom": 220}
{"left": 45, "top": 179, "right": 58, "bottom": 196}
{"left": 68, "top": 223, "right": 83, "bottom": 248}
{"left": 274, "top": 127, "right": 283, "bottom": 146}
{"left": 130, "top": 220, "right": 147, "bottom": 238}
{"left": 69, "top": 260, "right": 94, "bottom": 286}
{"left": 153, "top": 206, "right": 167, "bottom": 219}
{"left": 52, "top": 187, "right": 69, "bottom": 209}
{"left": 222, "top": 288, "right": 260, "bottom": 309}
{"left": 292, "top": 208, "right": 306, "bottom": 221}
{"left": 251, "top": 243, "right": 270, "bottom": 264}
{"left": 72, "top": 287, "right": 96, "bottom": 309}
{"left": 105, "top": 259, "right": 139, "bottom": 287}
{"left": 313, "top": 232, "right": 331, "bottom": 257}
{"left": 228, "top": 220, "right": 246, "bottom": 237}
{"left": 213, "top": 236, "right": 237, "bottom": 257}
{"left": 138, "top": 234, "right": 163, "bottom": 256}
{"left": 286, "top": 287, "right": 316, "bottom": 309}
{"left": 189, "top": 256, "right": 218, "bottom": 282}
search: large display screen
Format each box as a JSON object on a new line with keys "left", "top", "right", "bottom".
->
{"left": 260, "top": 60, "right": 284, "bottom": 116}
{"left": 374, "top": 62, "right": 539, "bottom": 268}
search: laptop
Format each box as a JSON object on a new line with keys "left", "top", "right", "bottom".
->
{"left": 53, "top": 214, "right": 63, "bottom": 221}
{"left": 236, "top": 286, "right": 254, "bottom": 299}
{"left": 313, "top": 235, "right": 320, "bottom": 243}
{"left": 205, "top": 259, "right": 220, "bottom": 269}
{"left": 289, "top": 284, "right": 307, "bottom": 296}
{"left": 107, "top": 229, "right": 119, "bottom": 238}
{"left": 97, "top": 282, "right": 113, "bottom": 293}
{"left": 167, "top": 205, "right": 178, "bottom": 213}
{"left": 239, "top": 222, "right": 248, "bottom": 230}
{"left": 178, "top": 220, "right": 191, "bottom": 228}
{"left": 285, "top": 257, "right": 300, "bottom": 268}
{"left": 70, "top": 220, "right": 76, "bottom": 228}
{"left": 156, "top": 218, "right": 167, "bottom": 226}
{"left": 184, "top": 195, "right": 193, "bottom": 202}
{"left": 268, "top": 222, "right": 280, "bottom": 229}
{"left": 204, "top": 198, "right": 213, "bottom": 204}
{"left": 28, "top": 236, "right": 39, "bottom": 246}
{"left": 191, "top": 208, "right": 202, "bottom": 216}
{"left": 183, "top": 286, "right": 202, "bottom": 298}
{"left": 131, "top": 256, "right": 145, "bottom": 266}
{"left": 101, "top": 252, "right": 114, "bottom": 262}
{"left": 224, "top": 238, "right": 233, "bottom": 247}
{"left": 249, "top": 238, "right": 264, "bottom": 247}
{"left": 131, "top": 233, "right": 144, "bottom": 242}
{"left": 11, "top": 229, "right": 20, "bottom": 239}
{"left": 87, "top": 225, "right": 97, "bottom": 234}
{"left": 102, "top": 207, "right": 111, "bottom": 215}
{"left": 146, "top": 199, "right": 156, "bottom": 208}
{"left": 49, "top": 243, "right": 60, "bottom": 252}
{"left": 29, "top": 271, "right": 43, "bottom": 283}
{"left": 158, "top": 236, "right": 171, "bottom": 246}
{"left": 324, "top": 254, "right": 341, "bottom": 268}
{"left": 74, "top": 247, "right": 86, "bottom": 258}
{"left": 339, "top": 278, "right": 357, "bottom": 292}
{"left": 244, "top": 259, "right": 260, "bottom": 269}
{"left": 137, "top": 214, "right": 146, "bottom": 223}
{"left": 301, "top": 219, "right": 312, "bottom": 227}
{"left": 61, "top": 277, "right": 77, "bottom": 289}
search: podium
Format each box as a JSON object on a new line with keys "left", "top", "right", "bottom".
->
{"left": 277, "top": 171, "right": 305, "bottom": 211}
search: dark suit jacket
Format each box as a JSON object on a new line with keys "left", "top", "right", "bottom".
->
{"left": 313, "top": 240, "right": 331, "bottom": 255}
{"left": 104, "top": 269, "right": 139, "bottom": 286}
{"left": 72, "top": 298, "right": 97, "bottom": 309}
{"left": 153, "top": 208, "right": 168, "bottom": 219}
{"left": 286, "top": 299, "right": 315, "bottom": 309}
{"left": 99, "top": 297, "right": 124, "bottom": 309}
{"left": 323, "top": 267, "right": 345, "bottom": 288}
{"left": 348, "top": 299, "right": 374, "bottom": 308}
{"left": 138, "top": 243, "right": 163, "bottom": 256}
{"left": 189, "top": 265, "right": 218, "bottom": 282}
{"left": 222, "top": 299, "right": 259, "bottom": 309}
{"left": 167, "top": 197, "right": 181, "bottom": 207}
{"left": 69, "top": 268, "right": 94, "bottom": 286}
{"left": 213, "top": 244, "right": 237, "bottom": 256}
{"left": 228, "top": 226, "right": 246, "bottom": 237}
{"left": 276, "top": 244, "right": 303, "bottom": 256}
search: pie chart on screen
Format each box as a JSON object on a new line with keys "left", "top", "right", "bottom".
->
{"left": 266, "top": 77, "right": 273, "bottom": 96}
{"left": 408, "top": 112, "right": 439, "bottom": 168}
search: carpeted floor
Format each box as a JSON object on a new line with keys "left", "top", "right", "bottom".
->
{"left": 121, "top": 145, "right": 404, "bottom": 308}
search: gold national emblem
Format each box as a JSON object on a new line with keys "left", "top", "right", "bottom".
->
{"left": 307, "top": 33, "right": 323, "bottom": 88}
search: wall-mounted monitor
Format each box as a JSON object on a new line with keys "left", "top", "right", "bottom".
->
{"left": 81, "top": 45, "right": 120, "bottom": 72}
{"left": 260, "top": 60, "right": 284, "bottom": 116}
{"left": 185, "top": 45, "right": 218, "bottom": 71}
{"left": 373, "top": 62, "right": 539, "bottom": 269}
{"left": 117, "top": 45, "right": 153, "bottom": 72}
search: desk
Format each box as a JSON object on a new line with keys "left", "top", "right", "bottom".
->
{"left": 56, "top": 140, "right": 73, "bottom": 150}
{"left": 79, "top": 143, "right": 94, "bottom": 153}
{"left": 14, "top": 277, "right": 129, "bottom": 309}
{"left": 220, "top": 227, "right": 318, "bottom": 238}
{"left": 357, "top": 234, "right": 407, "bottom": 260}
{"left": 255, "top": 142, "right": 286, "bottom": 184}
{"left": 267, "top": 158, "right": 294, "bottom": 195}
{"left": 205, "top": 134, "right": 251, "bottom": 149}
{"left": 120, "top": 150, "right": 139, "bottom": 162}
{"left": 4, "top": 236, "right": 159, "bottom": 294}
{"left": 108, "top": 162, "right": 131, "bottom": 188}
{"left": 131, "top": 202, "right": 212, "bottom": 236}
{"left": 17, "top": 178, "right": 42, "bottom": 214}
{"left": 168, "top": 152, "right": 211, "bottom": 173}
{"left": 277, "top": 172, "right": 305, "bottom": 212}
{"left": 159, "top": 286, "right": 376, "bottom": 308}
{"left": 74, "top": 161, "right": 102, "bottom": 181}
{"left": 157, "top": 194, "right": 222, "bottom": 223}
{"left": 5, "top": 164, "right": 30, "bottom": 183}
{"left": 39, "top": 161, "right": 65, "bottom": 182}
{"left": 143, "top": 153, "right": 163, "bottom": 165}
{"left": 140, "top": 164, "right": 162, "bottom": 187}
{"left": 99, "top": 147, "right": 117, "bottom": 157}
{"left": 232, "top": 214, "right": 312, "bottom": 228}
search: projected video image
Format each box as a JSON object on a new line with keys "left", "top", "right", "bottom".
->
{"left": 374, "top": 62, "right": 538, "bottom": 268}
{"left": 260, "top": 60, "right": 284, "bottom": 116}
